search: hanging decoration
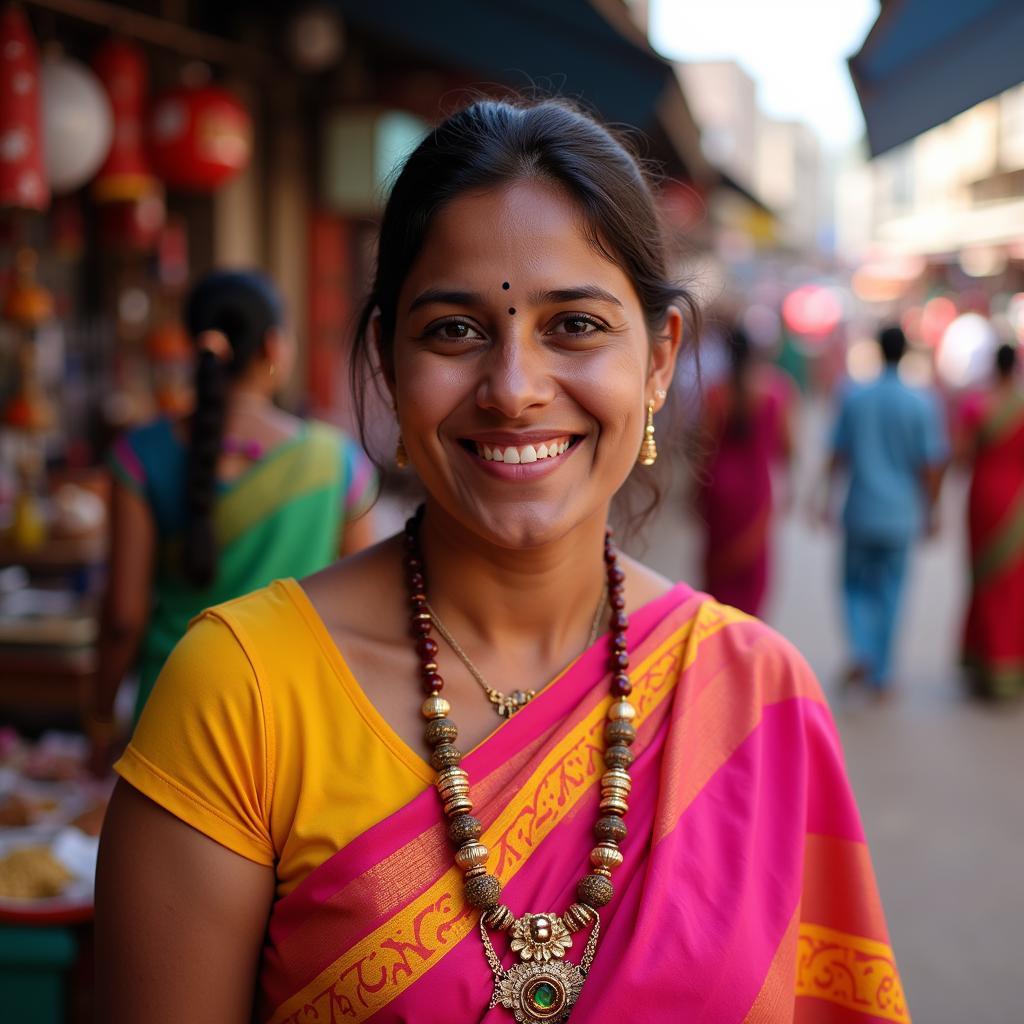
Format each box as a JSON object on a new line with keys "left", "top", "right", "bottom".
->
{"left": 148, "top": 81, "right": 251, "bottom": 192}
{"left": 39, "top": 50, "right": 113, "bottom": 194}
{"left": 92, "top": 37, "right": 157, "bottom": 203}
{"left": 0, "top": 5, "right": 47, "bottom": 210}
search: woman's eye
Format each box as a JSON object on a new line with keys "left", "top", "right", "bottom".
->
{"left": 427, "top": 320, "right": 482, "bottom": 341}
{"left": 553, "top": 315, "right": 604, "bottom": 337}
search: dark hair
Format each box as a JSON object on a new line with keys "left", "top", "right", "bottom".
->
{"left": 349, "top": 96, "right": 699, "bottom": 528}
{"left": 878, "top": 325, "right": 907, "bottom": 365}
{"left": 995, "top": 342, "right": 1017, "bottom": 380}
{"left": 724, "top": 324, "right": 753, "bottom": 439}
{"left": 182, "top": 269, "right": 284, "bottom": 587}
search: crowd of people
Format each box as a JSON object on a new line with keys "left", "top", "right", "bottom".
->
{"left": 694, "top": 318, "right": 1023, "bottom": 703}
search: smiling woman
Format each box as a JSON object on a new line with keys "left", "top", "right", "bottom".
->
{"left": 96, "top": 97, "right": 909, "bottom": 1024}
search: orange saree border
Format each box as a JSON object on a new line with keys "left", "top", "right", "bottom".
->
{"left": 268, "top": 602, "right": 748, "bottom": 1024}
{"left": 795, "top": 924, "right": 909, "bottom": 1023}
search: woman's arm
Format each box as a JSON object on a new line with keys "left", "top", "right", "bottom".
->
{"left": 86, "top": 479, "right": 156, "bottom": 774}
{"left": 95, "top": 780, "right": 275, "bottom": 1023}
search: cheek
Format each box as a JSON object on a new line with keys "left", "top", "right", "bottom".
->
{"left": 394, "top": 352, "right": 474, "bottom": 430}
{"left": 564, "top": 348, "right": 646, "bottom": 436}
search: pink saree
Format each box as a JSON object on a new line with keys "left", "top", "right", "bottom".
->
{"left": 259, "top": 585, "right": 909, "bottom": 1023}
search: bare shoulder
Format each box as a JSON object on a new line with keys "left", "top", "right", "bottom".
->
{"left": 301, "top": 532, "right": 407, "bottom": 643}
{"left": 619, "top": 554, "right": 676, "bottom": 614}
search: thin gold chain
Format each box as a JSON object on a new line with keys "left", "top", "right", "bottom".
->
{"left": 425, "top": 584, "right": 607, "bottom": 718}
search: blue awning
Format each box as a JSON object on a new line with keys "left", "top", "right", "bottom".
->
{"left": 849, "top": 0, "right": 1024, "bottom": 157}
{"left": 328, "top": 0, "right": 674, "bottom": 134}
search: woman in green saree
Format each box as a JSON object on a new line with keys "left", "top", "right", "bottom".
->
{"left": 85, "top": 270, "right": 377, "bottom": 770}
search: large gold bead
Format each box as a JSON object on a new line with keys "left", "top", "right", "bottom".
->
{"left": 422, "top": 695, "right": 451, "bottom": 720}
{"left": 455, "top": 842, "right": 490, "bottom": 871}
{"left": 424, "top": 717, "right": 458, "bottom": 746}
{"left": 464, "top": 873, "right": 502, "bottom": 909}
{"left": 430, "top": 743, "right": 464, "bottom": 770}
{"left": 604, "top": 744, "right": 634, "bottom": 769}
{"left": 447, "top": 814, "right": 483, "bottom": 845}
{"left": 590, "top": 842, "right": 624, "bottom": 870}
{"left": 605, "top": 719, "right": 636, "bottom": 746}
{"left": 577, "top": 873, "right": 614, "bottom": 908}
{"left": 607, "top": 699, "right": 636, "bottom": 722}
{"left": 594, "top": 815, "right": 627, "bottom": 843}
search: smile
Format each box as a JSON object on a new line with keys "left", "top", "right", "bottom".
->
{"left": 474, "top": 436, "right": 574, "bottom": 464}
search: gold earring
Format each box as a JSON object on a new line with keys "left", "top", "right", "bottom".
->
{"left": 395, "top": 436, "right": 409, "bottom": 468}
{"left": 638, "top": 400, "right": 657, "bottom": 466}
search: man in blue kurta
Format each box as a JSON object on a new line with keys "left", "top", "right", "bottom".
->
{"left": 826, "top": 325, "right": 949, "bottom": 694}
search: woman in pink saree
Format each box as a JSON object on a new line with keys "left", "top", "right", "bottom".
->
{"left": 698, "top": 325, "right": 795, "bottom": 616}
{"left": 96, "top": 97, "right": 907, "bottom": 1024}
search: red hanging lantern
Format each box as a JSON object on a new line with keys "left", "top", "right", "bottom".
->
{"left": 92, "top": 37, "right": 157, "bottom": 203}
{"left": 148, "top": 83, "right": 251, "bottom": 192}
{"left": 0, "top": 5, "right": 47, "bottom": 210}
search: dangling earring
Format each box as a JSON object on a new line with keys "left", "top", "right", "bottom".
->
{"left": 395, "top": 435, "right": 409, "bottom": 468}
{"left": 638, "top": 400, "right": 658, "bottom": 466}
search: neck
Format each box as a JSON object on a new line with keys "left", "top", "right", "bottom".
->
{"left": 417, "top": 500, "right": 610, "bottom": 659}
{"left": 227, "top": 385, "right": 274, "bottom": 412}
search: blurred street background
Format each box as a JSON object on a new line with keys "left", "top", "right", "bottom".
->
{"left": 1, "top": 0, "right": 1023, "bottom": 1020}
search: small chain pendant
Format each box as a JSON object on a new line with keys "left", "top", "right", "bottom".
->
{"left": 480, "top": 912, "right": 600, "bottom": 1023}
{"left": 489, "top": 688, "right": 535, "bottom": 718}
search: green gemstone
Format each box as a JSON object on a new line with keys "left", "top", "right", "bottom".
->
{"left": 532, "top": 983, "right": 557, "bottom": 1009}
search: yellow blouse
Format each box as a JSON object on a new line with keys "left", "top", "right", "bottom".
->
{"left": 115, "top": 579, "right": 435, "bottom": 897}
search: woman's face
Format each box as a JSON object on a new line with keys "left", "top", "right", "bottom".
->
{"left": 389, "top": 178, "right": 681, "bottom": 549}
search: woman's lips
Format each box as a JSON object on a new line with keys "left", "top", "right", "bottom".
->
{"left": 458, "top": 434, "right": 583, "bottom": 478}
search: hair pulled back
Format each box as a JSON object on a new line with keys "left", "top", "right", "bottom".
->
{"left": 183, "top": 269, "right": 284, "bottom": 587}
{"left": 351, "top": 96, "right": 698, "bottom": 469}
{"left": 995, "top": 342, "right": 1017, "bottom": 380}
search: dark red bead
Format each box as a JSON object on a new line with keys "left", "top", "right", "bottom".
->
{"left": 413, "top": 619, "right": 432, "bottom": 636}
{"left": 417, "top": 637, "right": 439, "bottom": 660}
{"left": 604, "top": 547, "right": 616, "bottom": 564}
{"left": 612, "top": 651, "right": 629, "bottom": 671}
{"left": 608, "top": 566, "right": 625, "bottom": 585}
{"left": 612, "top": 635, "right": 628, "bottom": 653}
{"left": 408, "top": 572, "right": 425, "bottom": 591}
{"left": 612, "top": 610, "right": 629, "bottom": 632}
{"left": 423, "top": 673, "right": 444, "bottom": 693}
{"left": 611, "top": 674, "right": 632, "bottom": 696}
{"left": 610, "top": 593, "right": 626, "bottom": 611}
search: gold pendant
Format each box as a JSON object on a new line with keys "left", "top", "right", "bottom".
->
{"left": 480, "top": 912, "right": 600, "bottom": 1023}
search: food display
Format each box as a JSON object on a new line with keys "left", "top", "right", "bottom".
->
{"left": 0, "top": 729, "right": 110, "bottom": 919}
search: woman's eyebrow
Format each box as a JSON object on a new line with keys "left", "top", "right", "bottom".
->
{"left": 534, "top": 285, "right": 623, "bottom": 307}
{"left": 407, "top": 288, "right": 482, "bottom": 313}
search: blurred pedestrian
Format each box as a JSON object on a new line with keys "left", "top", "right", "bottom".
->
{"left": 85, "top": 270, "right": 377, "bottom": 771}
{"left": 696, "top": 323, "right": 795, "bottom": 616}
{"left": 957, "top": 342, "right": 1024, "bottom": 698}
{"left": 824, "top": 325, "right": 948, "bottom": 696}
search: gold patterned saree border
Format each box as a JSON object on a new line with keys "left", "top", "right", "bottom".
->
{"left": 796, "top": 923, "right": 910, "bottom": 1023}
{"left": 269, "top": 602, "right": 747, "bottom": 1024}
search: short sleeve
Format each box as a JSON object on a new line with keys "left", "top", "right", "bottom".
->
{"left": 341, "top": 435, "right": 378, "bottom": 521}
{"left": 106, "top": 433, "right": 147, "bottom": 499}
{"left": 114, "top": 613, "right": 276, "bottom": 866}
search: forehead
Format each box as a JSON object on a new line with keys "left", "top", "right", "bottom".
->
{"left": 402, "top": 179, "right": 635, "bottom": 298}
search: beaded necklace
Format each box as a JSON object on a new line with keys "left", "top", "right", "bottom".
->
{"left": 405, "top": 509, "right": 636, "bottom": 1023}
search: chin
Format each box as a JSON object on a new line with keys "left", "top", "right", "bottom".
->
{"left": 438, "top": 492, "right": 598, "bottom": 551}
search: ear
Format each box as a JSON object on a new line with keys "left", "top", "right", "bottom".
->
{"left": 372, "top": 311, "right": 397, "bottom": 405}
{"left": 263, "top": 326, "right": 295, "bottom": 378}
{"left": 646, "top": 306, "right": 684, "bottom": 411}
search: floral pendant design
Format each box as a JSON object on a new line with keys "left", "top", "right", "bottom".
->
{"left": 480, "top": 912, "right": 601, "bottom": 1023}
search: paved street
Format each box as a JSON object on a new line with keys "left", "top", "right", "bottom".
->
{"left": 636, "top": 399, "right": 1024, "bottom": 1024}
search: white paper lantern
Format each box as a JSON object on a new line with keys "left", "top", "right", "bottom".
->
{"left": 40, "top": 53, "right": 113, "bottom": 194}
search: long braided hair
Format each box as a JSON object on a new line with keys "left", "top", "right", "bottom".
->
{"left": 182, "top": 270, "right": 284, "bottom": 587}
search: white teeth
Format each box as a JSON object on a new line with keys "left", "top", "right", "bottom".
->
{"left": 474, "top": 437, "right": 574, "bottom": 462}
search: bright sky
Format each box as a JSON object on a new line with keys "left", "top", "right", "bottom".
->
{"left": 649, "top": 0, "right": 879, "bottom": 150}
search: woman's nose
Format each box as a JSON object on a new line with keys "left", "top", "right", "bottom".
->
{"left": 475, "top": 338, "right": 556, "bottom": 419}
